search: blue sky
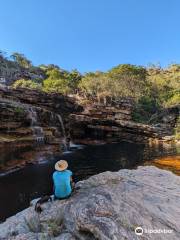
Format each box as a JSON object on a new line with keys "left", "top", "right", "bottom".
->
{"left": 0, "top": 0, "right": 179, "bottom": 72}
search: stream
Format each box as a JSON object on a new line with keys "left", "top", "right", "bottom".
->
{"left": 0, "top": 141, "right": 179, "bottom": 222}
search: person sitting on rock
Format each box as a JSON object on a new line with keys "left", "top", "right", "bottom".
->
{"left": 53, "top": 160, "right": 74, "bottom": 199}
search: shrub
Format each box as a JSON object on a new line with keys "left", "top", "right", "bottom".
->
{"left": 166, "top": 91, "right": 180, "bottom": 107}
{"left": 13, "top": 79, "right": 42, "bottom": 90}
{"left": 43, "top": 78, "right": 70, "bottom": 94}
{"left": 174, "top": 116, "right": 180, "bottom": 140}
{"left": 132, "top": 96, "right": 159, "bottom": 123}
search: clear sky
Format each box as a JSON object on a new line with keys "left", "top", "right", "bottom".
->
{"left": 0, "top": 0, "right": 179, "bottom": 72}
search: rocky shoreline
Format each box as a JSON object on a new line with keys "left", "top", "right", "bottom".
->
{"left": 0, "top": 166, "right": 179, "bottom": 240}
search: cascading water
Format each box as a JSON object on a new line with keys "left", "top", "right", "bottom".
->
{"left": 0, "top": 97, "right": 45, "bottom": 144}
{"left": 56, "top": 114, "right": 68, "bottom": 151}
{"left": 0, "top": 97, "right": 69, "bottom": 149}
{"left": 28, "top": 107, "right": 45, "bottom": 144}
{"left": 57, "top": 114, "right": 66, "bottom": 138}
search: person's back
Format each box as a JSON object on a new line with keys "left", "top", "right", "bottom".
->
{"left": 53, "top": 169, "right": 72, "bottom": 199}
{"left": 53, "top": 160, "right": 73, "bottom": 199}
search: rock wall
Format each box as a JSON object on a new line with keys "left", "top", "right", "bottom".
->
{"left": 0, "top": 87, "right": 179, "bottom": 172}
{"left": 0, "top": 166, "right": 179, "bottom": 239}
{"left": 69, "top": 101, "right": 178, "bottom": 143}
{"left": 0, "top": 87, "right": 82, "bottom": 172}
{"left": 0, "top": 56, "right": 45, "bottom": 85}
{"left": 0, "top": 87, "right": 82, "bottom": 116}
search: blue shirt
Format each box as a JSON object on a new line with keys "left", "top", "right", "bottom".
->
{"left": 53, "top": 170, "right": 72, "bottom": 198}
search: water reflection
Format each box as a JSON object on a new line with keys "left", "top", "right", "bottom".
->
{"left": 144, "top": 155, "right": 180, "bottom": 175}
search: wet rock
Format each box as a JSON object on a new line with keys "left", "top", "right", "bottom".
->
{"left": 0, "top": 89, "right": 81, "bottom": 171}
{"left": 0, "top": 166, "right": 179, "bottom": 239}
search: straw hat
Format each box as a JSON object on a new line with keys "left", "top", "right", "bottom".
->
{"left": 55, "top": 160, "right": 68, "bottom": 171}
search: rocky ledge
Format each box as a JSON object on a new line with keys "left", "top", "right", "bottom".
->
{"left": 69, "top": 102, "right": 179, "bottom": 143}
{"left": 0, "top": 166, "right": 180, "bottom": 240}
{"left": 0, "top": 87, "right": 82, "bottom": 172}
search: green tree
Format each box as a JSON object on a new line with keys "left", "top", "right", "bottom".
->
{"left": 11, "top": 52, "right": 32, "bottom": 68}
{"left": 43, "top": 68, "right": 70, "bottom": 94}
{"left": 107, "top": 64, "right": 148, "bottom": 99}
{"left": 79, "top": 72, "right": 100, "bottom": 97}
{"left": 147, "top": 64, "right": 180, "bottom": 107}
{"left": 42, "top": 67, "right": 81, "bottom": 94}
{"left": 79, "top": 65, "right": 148, "bottom": 103}
{"left": 67, "top": 69, "right": 82, "bottom": 92}
{"left": 43, "top": 78, "right": 70, "bottom": 94}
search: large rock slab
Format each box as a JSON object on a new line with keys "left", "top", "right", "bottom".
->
{"left": 0, "top": 166, "right": 179, "bottom": 239}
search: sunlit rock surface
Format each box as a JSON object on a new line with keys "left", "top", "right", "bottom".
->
{"left": 0, "top": 166, "right": 179, "bottom": 240}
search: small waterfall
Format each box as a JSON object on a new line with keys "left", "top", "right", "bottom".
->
{"left": 33, "top": 126, "right": 45, "bottom": 143}
{"left": 28, "top": 107, "right": 45, "bottom": 144}
{"left": 57, "top": 114, "right": 66, "bottom": 138}
{"left": 56, "top": 114, "right": 68, "bottom": 151}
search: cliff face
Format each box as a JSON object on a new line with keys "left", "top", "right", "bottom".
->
{"left": 0, "top": 87, "right": 82, "bottom": 172}
{"left": 0, "top": 87, "right": 82, "bottom": 116}
{"left": 69, "top": 101, "right": 179, "bottom": 143}
{"left": 0, "top": 166, "right": 179, "bottom": 240}
{"left": 0, "top": 86, "right": 179, "bottom": 172}
{"left": 0, "top": 55, "right": 44, "bottom": 85}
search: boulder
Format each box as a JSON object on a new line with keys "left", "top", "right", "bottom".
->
{"left": 0, "top": 166, "right": 179, "bottom": 239}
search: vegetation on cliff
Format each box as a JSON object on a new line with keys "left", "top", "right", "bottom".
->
{"left": 174, "top": 116, "right": 180, "bottom": 140}
{"left": 0, "top": 51, "right": 179, "bottom": 123}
